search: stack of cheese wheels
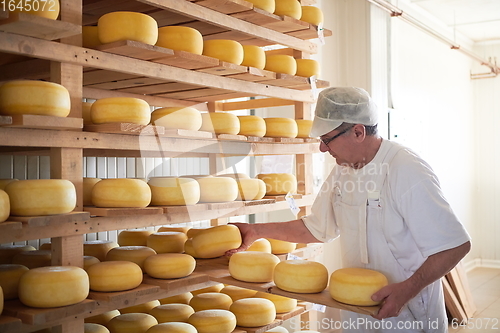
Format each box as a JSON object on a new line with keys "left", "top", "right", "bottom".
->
{"left": 158, "top": 226, "right": 191, "bottom": 234}
{"left": 82, "top": 26, "right": 101, "bottom": 49}
{"left": 120, "top": 300, "right": 160, "bottom": 314}
{"left": 107, "top": 313, "right": 158, "bottom": 333}
{"left": 191, "top": 225, "right": 242, "bottom": 258}
{"left": 188, "top": 309, "right": 237, "bottom": 333}
{"left": 91, "top": 97, "right": 151, "bottom": 125}
{"left": 257, "top": 173, "right": 298, "bottom": 195}
{"left": 98, "top": 11, "right": 158, "bottom": 45}
{"left": 264, "top": 55, "right": 297, "bottom": 75}
{"left": 295, "top": 119, "right": 313, "bottom": 138}
{"left": 0, "top": 264, "right": 29, "bottom": 300}
{"left": 236, "top": 178, "right": 266, "bottom": 201}
{"left": 300, "top": 6, "right": 324, "bottom": 25}
{"left": 191, "top": 283, "right": 224, "bottom": 296}
{"left": 196, "top": 176, "right": 238, "bottom": 203}
{"left": 83, "top": 177, "right": 101, "bottom": 206}
{"left": 83, "top": 256, "right": 100, "bottom": 270}
{"left": 84, "top": 240, "right": 118, "bottom": 261}
{"left": 189, "top": 292, "right": 233, "bottom": 311}
{"left": 151, "top": 107, "right": 202, "bottom": 131}
{"left": 0, "top": 179, "right": 17, "bottom": 190}
{"left": 229, "top": 298, "right": 276, "bottom": 327}
{"left": 87, "top": 261, "right": 143, "bottom": 292}
{"left": 5, "top": 0, "right": 60, "bottom": 21}
{"left": 274, "top": 0, "right": 302, "bottom": 19}
{"left": 86, "top": 310, "right": 120, "bottom": 326}
{"left": 148, "top": 177, "right": 200, "bottom": 206}
{"left": 0, "top": 244, "right": 35, "bottom": 264}
{"left": 0, "top": 80, "right": 71, "bottom": 117}
{"left": 148, "top": 303, "right": 195, "bottom": 323}
{"left": 148, "top": 322, "right": 197, "bottom": 333}
{"left": 18, "top": 266, "right": 89, "bottom": 308}
{"left": 12, "top": 250, "right": 51, "bottom": 269}
{"left": 329, "top": 267, "right": 389, "bottom": 306}
{"left": 274, "top": 260, "right": 328, "bottom": 293}
{"left": 118, "top": 229, "right": 154, "bottom": 246}
{"left": 156, "top": 26, "right": 204, "bottom": 55}
{"left": 147, "top": 231, "right": 187, "bottom": 253}
{"left": 264, "top": 117, "right": 298, "bottom": 138}
{"left": 0, "top": 190, "right": 9, "bottom": 222}
{"left": 246, "top": 238, "right": 272, "bottom": 253}
{"left": 203, "top": 40, "right": 244, "bottom": 65}
{"left": 295, "top": 59, "right": 320, "bottom": 78}
{"left": 241, "top": 45, "right": 266, "bottom": 69}
{"left": 229, "top": 251, "right": 280, "bottom": 283}
{"left": 246, "top": 0, "right": 274, "bottom": 13}
{"left": 237, "top": 115, "right": 266, "bottom": 137}
{"left": 267, "top": 238, "right": 297, "bottom": 254}
{"left": 220, "top": 285, "right": 257, "bottom": 302}
{"left": 200, "top": 112, "right": 240, "bottom": 135}
{"left": 5, "top": 179, "right": 76, "bottom": 216}
{"left": 144, "top": 253, "right": 196, "bottom": 279}
{"left": 159, "top": 292, "right": 193, "bottom": 305}
{"left": 91, "top": 178, "right": 151, "bottom": 208}
{"left": 254, "top": 291, "right": 297, "bottom": 313}
{"left": 105, "top": 246, "right": 157, "bottom": 272}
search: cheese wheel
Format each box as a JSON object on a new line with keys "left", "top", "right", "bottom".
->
{"left": 0, "top": 80, "right": 70, "bottom": 117}
{"left": 120, "top": 300, "right": 161, "bottom": 314}
{"left": 254, "top": 291, "right": 297, "bottom": 313}
{"left": 229, "top": 298, "right": 276, "bottom": 327}
{"left": 187, "top": 309, "right": 237, "bottom": 333}
{"left": 195, "top": 177, "right": 238, "bottom": 203}
{"left": 300, "top": 6, "right": 324, "bottom": 25}
{"left": 5, "top": 179, "right": 76, "bottom": 216}
{"left": 147, "top": 232, "right": 188, "bottom": 254}
{"left": 150, "top": 107, "right": 202, "bottom": 131}
{"left": 84, "top": 240, "right": 118, "bottom": 261}
{"left": 83, "top": 256, "right": 100, "bottom": 270}
{"left": 241, "top": 45, "right": 266, "bottom": 69}
{"left": 159, "top": 292, "right": 193, "bottom": 305}
{"left": 295, "top": 59, "right": 320, "bottom": 78}
{"left": 200, "top": 113, "right": 240, "bottom": 135}
{"left": 12, "top": 250, "right": 51, "bottom": 269}
{"left": 92, "top": 178, "right": 151, "bottom": 208}
{"left": 0, "top": 190, "right": 9, "bottom": 222}
{"left": 144, "top": 253, "right": 195, "bottom": 279}
{"left": 246, "top": 238, "right": 272, "bottom": 253}
{"left": 105, "top": 246, "right": 157, "bottom": 272}
{"left": 85, "top": 310, "right": 120, "bottom": 325}
{"left": 118, "top": 229, "right": 154, "bottom": 246}
{"left": 236, "top": 178, "right": 266, "bottom": 201}
{"left": 91, "top": 97, "right": 151, "bottom": 125}
{"left": 274, "top": 260, "right": 328, "bottom": 293}
{"left": 5, "top": 0, "right": 60, "bottom": 20}
{"left": 186, "top": 227, "right": 210, "bottom": 239}
{"left": 156, "top": 26, "right": 203, "bottom": 55}
{"left": 158, "top": 226, "right": 191, "bottom": 234}
{"left": 82, "top": 101, "right": 94, "bottom": 125}
{"left": 0, "top": 179, "right": 17, "bottom": 190}
{"left": 83, "top": 178, "right": 101, "bottom": 206}
{"left": 0, "top": 264, "right": 29, "bottom": 300}
{"left": 148, "top": 177, "right": 200, "bottom": 206}
{"left": 191, "top": 283, "right": 224, "bottom": 296}
{"left": 18, "top": 266, "right": 89, "bottom": 308}
{"left": 265, "top": 55, "right": 297, "bottom": 75}
{"left": 202, "top": 40, "right": 244, "bottom": 65}
{"left": 264, "top": 117, "right": 298, "bottom": 138}
{"left": 183, "top": 239, "right": 197, "bottom": 257}
{"left": 98, "top": 11, "right": 158, "bottom": 45}
{"left": 0, "top": 244, "right": 35, "bottom": 264}
{"left": 87, "top": 261, "right": 143, "bottom": 292}
{"left": 107, "top": 313, "right": 158, "bottom": 333}
{"left": 84, "top": 323, "right": 109, "bottom": 333}
{"left": 329, "top": 268, "right": 389, "bottom": 306}
{"left": 229, "top": 251, "right": 280, "bottom": 283}
{"left": 274, "top": 0, "right": 302, "bottom": 19}
{"left": 265, "top": 326, "right": 289, "bottom": 333}
{"left": 266, "top": 238, "right": 297, "bottom": 254}
{"left": 295, "top": 119, "right": 313, "bottom": 138}
{"left": 218, "top": 173, "right": 250, "bottom": 180}
{"left": 237, "top": 115, "right": 266, "bottom": 137}
{"left": 246, "top": 0, "right": 274, "bottom": 13}
{"left": 257, "top": 173, "right": 297, "bottom": 195}
{"left": 146, "top": 322, "right": 197, "bottom": 333}
{"left": 189, "top": 292, "right": 233, "bottom": 312}
{"left": 82, "top": 26, "right": 102, "bottom": 49}
{"left": 220, "top": 285, "right": 257, "bottom": 301}
{"left": 191, "top": 225, "right": 242, "bottom": 259}
{"left": 39, "top": 242, "right": 51, "bottom": 250}
{"left": 148, "top": 303, "right": 194, "bottom": 323}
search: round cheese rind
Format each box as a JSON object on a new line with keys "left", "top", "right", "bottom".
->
{"left": 118, "top": 229, "right": 154, "bottom": 246}
{"left": 329, "top": 267, "right": 389, "bottom": 306}
{"left": 148, "top": 177, "right": 200, "bottom": 206}
{"left": 229, "top": 298, "right": 276, "bottom": 327}
{"left": 237, "top": 178, "right": 266, "bottom": 201}
{"left": 83, "top": 178, "right": 101, "bottom": 206}
{"left": 274, "top": 260, "right": 328, "bottom": 293}
{"left": 264, "top": 117, "right": 298, "bottom": 138}
{"left": 274, "top": 0, "right": 302, "bottom": 19}
{"left": 257, "top": 173, "right": 298, "bottom": 195}
{"left": 254, "top": 291, "right": 297, "bottom": 313}
{"left": 0, "top": 244, "right": 35, "bottom": 264}
{"left": 12, "top": 250, "right": 51, "bottom": 269}
{"left": 266, "top": 238, "right": 297, "bottom": 254}
{"left": 146, "top": 322, "right": 197, "bottom": 333}
{"left": 120, "top": 300, "right": 161, "bottom": 314}
{"left": 158, "top": 226, "right": 191, "bottom": 234}
{"left": 295, "top": 119, "right": 313, "bottom": 138}
{"left": 98, "top": 11, "right": 158, "bottom": 45}
{"left": 300, "top": 6, "right": 324, "bottom": 25}
{"left": 85, "top": 309, "right": 120, "bottom": 325}
{"left": 202, "top": 40, "right": 244, "bottom": 65}
{"left": 144, "top": 253, "right": 196, "bottom": 279}
{"left": 18, "top": 266, "right": 89, "bottom": 308}
{"left": 241, "top": 45, "right": 266, "bottom": 69}
{"left": 264, "top": 55, "right": 297, "bottom": 75}
{"left": 0, "top": 179, "right": 17, "bottom": 190}
{"left": 83, "top": 256, "right": 100, "bottom": 270}
{"left": 84, "top": 323, "right": 110, "bottom": 333}
{"left": 189, "top": 292, "right": 233, "bottom": 311}
{"left": 107, "top": 313, "right": 158, "bottom": 333}
{"left": 148, "top": 303, "right": 195, "bottom": 323}
{"left": 156, "top": 26, "right": 203, "bottom": 55}
{"left": 200, "top": 113, "right": 240, "bottom": 135}
{"left": 84, "top": 240, "right": 119, "bottom": 261}
{"left": 187, "top": 309, "right": 237, "bottom": 333}
{"left": 191, "top": 225, "right": 242, "bottom": 259}
{"left": 237, "top": 115, "right": 266, "bottom": 137}
{"left": 159, "top": 292, "right": 193, "bottom": 305}
{"left": 91, "top": 97, "right": 151, "bottom": 125}
{"left": 295, "top": 59, "right": 320, "bottom": 78}
{"left": 196, "top": 177, "right": 238, "bottom": 203}
{"left": 92, "top": 178, "right": 152, "bottom": 208}
{"left": 0, "top": 190, "right": 9, "bottom": 222}
{"left": 150, "top": 107, "right": 202, "bottom": 131}
{"left": 105, "top": 246, "right": 157, "bottom": 272}
{"left": 87, "top": 261, "right": 143, "bottom": 292}
{"left": 191, "top": 283, "right": 224, "bottom": 296}
{"left": 0, "top": 264, "right": 29, "bottom": 300}
{"left": 220, "top": 285, "right": 257, "bottom": 301}
{"left": 147, "top": 232, "right": 188, "bottom": 254}
{"left": 246, "top": 0, "right": 274, "bottom": 13}
{"left": 246, "top": 238, "right": 272, "bottom": 253}
{"left": 229, "top": 251, "right": 280, "bottom": 283}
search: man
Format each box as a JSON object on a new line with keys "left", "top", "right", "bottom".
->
{"left": 227, "top": 87, "right": 471, "bottom": 332}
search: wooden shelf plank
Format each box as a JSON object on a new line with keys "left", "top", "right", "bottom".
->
{"left": 227, "top": 67, "right": 276, "bottom": 82}
{"left": 96, "top": 40, "right": 175, "bottom": 60}
{"left": 0, "top": 115, "right": 83, "bottom": 131}
{"left": 83, "top": 123, "right": 165, "bottom": 136}
{"left": 217, "top": 133, "right": 247, "bottom": 141}
{"left": 161, "top": 129, "right": 214, "bottom": 139}
{"left": 85, "top": 77, "right": 167, "bottom": 90}
{"left": 194, "top": 0, "right": 254, "bottom": 15}
{"left": 142, "top": 272, "right": 211, "bottom": 292}
{"left": 161, "top": 203, "right": 210, "bottom": 214}
{"left": 0, "top": 316, "right": 22, "bottom": 333}
{"left": 152, "top": 51, "right": 220, "bottom": 70}
{"left": 87, "top": 284, "right": 161, "bottom": 302}
{"left": 263, "top": 194, "right": 302, "bottom": 201}
{"left": 263, "top": 15, "right": 310, "bottom": 34}
{"left": 7, "top": 212, "right": 90, "bottom": 227}
{"left": 197, "top": 61, "right": 248, "bottom": 76}
{"left": 0, "top": 13, "right": 81, "bottom": 40}
{"left": 83, "top": 207, "right": 164, "bottom": 217}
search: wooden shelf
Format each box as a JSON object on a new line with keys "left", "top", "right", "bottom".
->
{"left": 0, "top": 316, "right": 22, "bottom": 333}
{"left": 0, "top": 115, "right": 83, "bottom": 131}
{"left": 0, "top": 12, "right": 81, "bottom": 40}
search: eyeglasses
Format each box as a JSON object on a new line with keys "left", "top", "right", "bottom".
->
{"left": 321, "top": 125, "right": 354, "bottom": 146}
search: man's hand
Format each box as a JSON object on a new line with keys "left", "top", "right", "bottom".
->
{"left": 225, "top": 222, "right": 259, "bottom": 256}
{"left": 371, "top": 282, "right": 418, "bottom": 320}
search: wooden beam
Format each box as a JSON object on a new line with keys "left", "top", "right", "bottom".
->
{"left": 222, "top": 97, "right": 295, "bottom": 111}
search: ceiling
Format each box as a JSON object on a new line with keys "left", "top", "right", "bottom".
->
{"left": 409, "top": 0, "right": 500, "bottom": 44}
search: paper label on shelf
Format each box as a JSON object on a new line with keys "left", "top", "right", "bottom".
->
{"left": 308, "top": 75, "right": 319, "bottom": 100}
{"left": 317, "top": 23, "right": 325, "bottom": 45}
{"left": 312, "top": 303, "right": 327, "bottom": 313}
{"left": 286, "top": 253, "right": 303, "bottom": 260}
{"left": 286, "top": 192, "right": 301, "bottom": 216}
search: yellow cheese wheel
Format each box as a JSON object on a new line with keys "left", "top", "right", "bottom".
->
{"left": 236, "top": 178, "right": 266, "bottom": 201}
{"left": 264, "top": 55, "right": 297, "bottom": 75}
{"left": 107, "top": 313, "right": 158, "bottom": 333}
{"left": 12, "top": 250, "right": 51, "bottom": 269}
{"left": 158, "top": 226, "right": 191, "bottom": 234}
{"left": 202, "top": 40, "right": 244, "bottom": 65}
{"left": 246, "top": 238, "right": 272, "bottom": 253}
{"left": 84, "top": 323, "right": 110, "bottom": 333}
{"left": 257, "top": 173, "right": 297, "bottom": 195}
{"left": 85, "top": 309, "right": 120, "bottom": 326}
{"left": 39, "top": 242, "right": 51, "bottom": 250}
{"left": 264, "top": 117, "right": 298, "bottom": 138}
{"left": 105, "top": 246, "right": 157, "bottom": 272}
{"left": 241, "top": 45, "right": 266, "bottom": 69}
{"left": 266, "top": 238, "right": 297, "bottom": 254}
{"left": 191, "top": 283, "right": 224, "bottom": 296}
{"left": 5, "top": 179, "right": 76, "bottom": 216}
{"left": 189, "top": 292, "right": 233, "bottom": 312}
{"left": 0, "top": 244, "right": 35, "bottom": 264}
{"left": 300, "top": 6, "right": 324, "bottom": 25}
{"left": 148, "top": 303, "right": 194, "bottom": 323}
{"left": 91, "top": 97, "right": 151, "bottom": 125}
{"left": 120, "top": 300, "right": 161, "bottom": 314}
{"left": 246, "top": 0, "right": 274, "bottom": 13}
{"left": 118, "top": 229, "right": 154, "bottom": 246}
{"left": 0, "top": 264, "right": 29, "bottom": 300}
{"left": 82, "top": 26, "right": 102, "bottom": 49}
{"left": 148, "top": 177, "right": 200, "bottom": 206}
{"left": 220, "top": 285, "right": 257, "bottom": 301}
{"left": 144, "top": 253, "right": 196, "bottom": 279}
{"left": 295, "top": 59, "right": 320, "bottom": 78}
{"left": 0, "top": 190, "right": 9, "bottom": 222}
{"left": 237, "top": 115, "right": 266, "bottom": 137}
{"left": 229, "top": 251, "right": 280, "bottom": 283}
{"left": 295, "top": 119, "right": 313, "bottom": 138}
{"left": 82, "top": 101, "right": 93, "bottom": 125}
{"left": 274, "top": 0, "right": 302, "bottom": 19}
{"left": 200, "top": 113, "right": 240, "bottom": 135}
{"left": 5, "top": 0, "right": 60, "bottom": 20}
{"left": 147, "top": 322, "right": 197, "bottom": 333}
{"left": 83, "top": 178, "right": 101, "bottom": 206}
{"left": 183, "top": 239, "right": 197, "bottom": 257}
{"left": 265, "top": 326, "right": 289, "bottom": 333}
{"left": 83, "top": 256, "right": 100, "bottom": 270}
{"left": 18, "top": 266, "right": 89, "bottom": 308}
{"left": 159, "top": 292, "right": 193, "bottom": 305}
{"left": 0, "top": 179, "right": 17, "bottom": 190}
{"left": 187, "top": 309, "right": 237, "bottom": 333}
{"left": 147, "top": 232, "right": 188, "bottom": 254}
{"left": 196, "top": 177, "right": 238, "bottom": 203}
{"left": 192, "top": 225, "right": 242, "bottom": 259}
{"left": 156, "top": 26, "right": 203, "bottom": 55}
{"left": 150, "top": 107, "right": 202, "bottom": 131}
{"left": 0, "top": 80, "right": 70, "bottom": 117}
{"left": 186, "top": 227, "right": 210, "bottom": 239}
{"left": 274, "top": 260, "right": 328, "bottom": 293}
{"left": 254, "top": 291, "right": 297, "bottom": 313}
{"left": 87, "top": 261, "right": 143, "bottom": 292}
{"left": 329, "top": 267, "right": 389, "bottom": 306}
{"left": 92, "top": 178, "right": 151, "bottom": 208}
{"left": 98, "top": 11, "right": 158, "bottom": 45}
{"left": 84, "top": 240, "right": 118, "bottom": 261}
{"left": 229, "top": 298, "right": 276, "bottom": 327}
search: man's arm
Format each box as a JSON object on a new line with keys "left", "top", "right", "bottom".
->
{"left": 371, "top": 240, "right": 471, "bottom": 319}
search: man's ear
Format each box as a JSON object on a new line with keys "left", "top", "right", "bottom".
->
{"left": 352, "top": 124, "right": 366, "bottom": 141}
